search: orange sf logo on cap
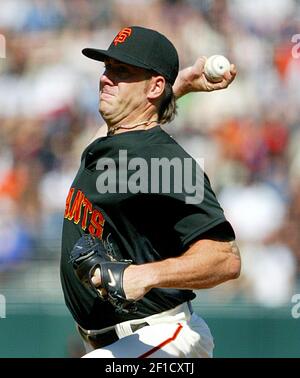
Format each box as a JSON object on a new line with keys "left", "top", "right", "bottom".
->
{"left": 113, "top": 27, "right": 132, "bottom": 46}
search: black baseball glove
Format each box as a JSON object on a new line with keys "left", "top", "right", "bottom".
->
{"left": 69, "top": 234, "right": 137, "bottom": 314}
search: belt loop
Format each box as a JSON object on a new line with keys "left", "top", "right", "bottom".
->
{"left": 115, "top": 321, "right": 134, "bottom": 338}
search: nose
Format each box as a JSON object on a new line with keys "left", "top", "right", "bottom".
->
{"left": 99, "top": 71, "right": 114, "bottom": 92}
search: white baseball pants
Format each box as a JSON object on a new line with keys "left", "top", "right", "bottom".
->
{"left": 81, "top": 302, "right": 214, "bottom": 358}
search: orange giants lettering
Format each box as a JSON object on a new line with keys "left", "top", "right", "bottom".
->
{"left": 64, "top": 188, "right": 75, "bottom": 218}
{"left": 81, "top": 196, "right": 92, "bottom": 231}
{"left": 64, "top": 188, "right": 105, "bottom": 237}
{"left": 67, "top": 190, "right": 84, "bottom": 224}
{"left": 88, "top": 209, "right": 104, "bottom": 239}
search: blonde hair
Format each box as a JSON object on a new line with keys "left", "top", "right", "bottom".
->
{"left": 157, "top": 82, "right": 177, "bottom": 124}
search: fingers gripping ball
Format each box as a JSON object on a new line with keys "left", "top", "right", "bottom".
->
{"left": 204, "top": 55, "right": 231, "bottom": 82}
{"left": 69, "top": 234, "right": 137, "bottom": 314}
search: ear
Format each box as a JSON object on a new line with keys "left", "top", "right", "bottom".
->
{"left": 147, "top": 76, "right": 166, "bottom": 100}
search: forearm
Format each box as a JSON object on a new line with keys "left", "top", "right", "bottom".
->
{"left": 124, "top": 240, "right": 241, "bottom": 299}
{"left": 173, "top": 67, "right": 194, "bottom": 99}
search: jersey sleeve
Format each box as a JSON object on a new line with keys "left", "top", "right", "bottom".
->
{"left": 137, "top": 142, "right": 235, "bottom": 250}
{"left": 131, "top": 138, "right": 235, "bottom": 252}
{"left": 173, "top": 171, "right": 235, "bottom": 248}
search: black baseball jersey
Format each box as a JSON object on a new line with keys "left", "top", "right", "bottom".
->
{"left": 60, "top": 126, "right": 235, "bottom": 330}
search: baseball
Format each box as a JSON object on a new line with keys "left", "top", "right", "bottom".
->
{"left": 204, "top": 55, "right": 231, "bottom": 82}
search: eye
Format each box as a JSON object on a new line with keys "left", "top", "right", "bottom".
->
{"left": 118, "top": 65, "right": 128, "bottom": 73}
{"left": 117, "top": 66, "right": 130, "bottom": 78}
{"left": 103, "top": 62, "right": 131, "bottom": 80}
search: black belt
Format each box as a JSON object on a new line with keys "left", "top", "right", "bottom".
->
{"left": 78, "top": 321, "right": 149, "bottom": 349}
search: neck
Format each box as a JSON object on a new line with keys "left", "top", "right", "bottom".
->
{"left": 107, "top": 119, "right": 158, "bottom": 136}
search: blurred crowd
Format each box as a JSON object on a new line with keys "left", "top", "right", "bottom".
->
{"left": 0, "top": 0, "right": 300, "bottom": 308}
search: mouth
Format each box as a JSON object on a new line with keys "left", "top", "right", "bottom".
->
{"left": 100, "top": 91, "right": 115, "bottom": 102}
{"left": 101, "top": 91, "right": 114, "bottom": 96}
{"left": 100, "top": 85, "right": 115, "bottom": 96}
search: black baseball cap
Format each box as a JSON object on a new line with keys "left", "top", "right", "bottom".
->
{"left": 82, "top": 26, "right": 179, "bottom": 84}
